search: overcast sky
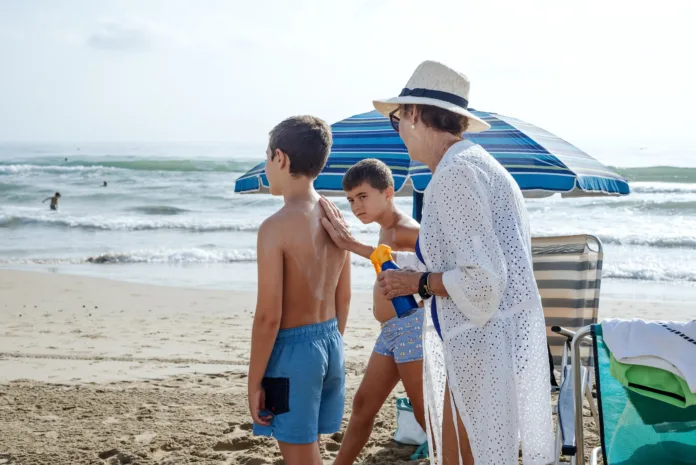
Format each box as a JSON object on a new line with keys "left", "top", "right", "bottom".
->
{"left": 1, "top": 0, "right": 695, "bottom": 161}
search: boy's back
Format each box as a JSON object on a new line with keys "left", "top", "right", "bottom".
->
{"left": 267, "top": 196, "right": 348, "bottom": 329}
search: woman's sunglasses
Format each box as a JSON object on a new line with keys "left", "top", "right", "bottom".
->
{"left": 389, "top": 108, "right": 400, "bottom": 132}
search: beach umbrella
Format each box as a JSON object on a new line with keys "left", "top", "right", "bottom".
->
{"left": 234, "top": 110, "right": 630, "bottom": 219}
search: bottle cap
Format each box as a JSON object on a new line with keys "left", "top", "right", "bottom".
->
{"left": 370, "top": 244, "right": 394, "bottom": 274}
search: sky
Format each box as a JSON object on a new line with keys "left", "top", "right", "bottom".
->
{"left": 1, "top": 0, "right": 695, "bottom": 164}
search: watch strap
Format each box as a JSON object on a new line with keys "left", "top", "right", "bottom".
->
{"left": 418, "top": 272, "right": 433, "bottom": 300}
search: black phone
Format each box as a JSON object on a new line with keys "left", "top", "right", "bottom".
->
{"left": 262, "top": 377, "right": 290, "bottom": 416}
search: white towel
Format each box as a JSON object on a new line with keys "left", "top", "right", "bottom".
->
{"left": 601, "top": 318, "right": 696, "bottom": 393}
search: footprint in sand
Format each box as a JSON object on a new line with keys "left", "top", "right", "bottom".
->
{"left": 238, "top": 458, "right": 268, "bottom": 465}
{"left": 325, "top": 442, "right": 341, "bottom": 452}
{"left": 98, "top": 449, "right": 135, "bottom": 464}
{"left": 223, "top": 422, "right": 253, "bottom": 434}
{"left": 213, "top": 437, "right": 256, "bottom": 452}
{"left": 99, "top": 449, "right": 118, "bottom": 460}
{"left": 155, "top": 442, "right": 181, "bottom": 453}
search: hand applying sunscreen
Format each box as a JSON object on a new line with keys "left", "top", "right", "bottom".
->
{"left": 370, "top": 244, "right": 418, "bottom": 318}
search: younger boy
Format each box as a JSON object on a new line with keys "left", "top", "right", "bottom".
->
{"left": 332, "top": 159, "right": 425, "bottom": 465}
{"left": 248, "top": 116, "right": 351, "bottom": 465}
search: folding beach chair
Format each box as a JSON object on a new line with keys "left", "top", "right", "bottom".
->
{"left": 568, "top": 323, "right": 696, "bottom": 464}
{"left": 531, "top": 235, "right": 604, "bottom": 464}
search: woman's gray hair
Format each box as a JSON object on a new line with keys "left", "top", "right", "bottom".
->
{"left": 402, "top": 104, "right": 470, "bottom": 135}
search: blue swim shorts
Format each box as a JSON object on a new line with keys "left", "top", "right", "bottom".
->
{"left": 373, "top": 307, "right": 424, "bottom": 364}
{"left": 252, "top": 318, "right": 345, "bottom": 444}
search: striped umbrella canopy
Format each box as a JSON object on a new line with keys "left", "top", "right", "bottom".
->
{"left": 234, "top": 109, "right": 630, "bottom": 199}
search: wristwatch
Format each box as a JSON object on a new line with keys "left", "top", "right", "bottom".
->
{"left": 418, "top": 272, "right": 433, "bottom": 300}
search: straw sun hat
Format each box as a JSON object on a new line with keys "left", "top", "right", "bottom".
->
{"left": 373, "top": 60, "right": 491, "bottom": 133}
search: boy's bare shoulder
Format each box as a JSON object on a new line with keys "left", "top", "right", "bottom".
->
{"left": 259, "top": 204, "right": 321, "bottom": 236}
{"left": 258, "top": 208, "right": 291, "bottom": 241}
{"left": 393, "top": 213, "right": 420, "bottom": 250}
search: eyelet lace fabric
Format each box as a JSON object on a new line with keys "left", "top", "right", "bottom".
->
{"left": 394, "top": 140, "right": 554, "bottom": 465}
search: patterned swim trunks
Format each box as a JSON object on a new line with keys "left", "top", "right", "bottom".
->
{"left": 373, "top": 307, "right": 424, "bottom": 364}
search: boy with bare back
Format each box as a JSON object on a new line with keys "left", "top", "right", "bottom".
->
{"left": 248, "top": 116, "right": 351, "bottom": 465}
{"left": 328, "top": 159, "right": 426, "bottom": 464}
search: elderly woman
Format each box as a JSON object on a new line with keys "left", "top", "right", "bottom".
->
{"left": 320, "top": 61, "right": 554, "bottom": 465}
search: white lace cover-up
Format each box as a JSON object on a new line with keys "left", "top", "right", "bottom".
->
{"left": 394, "top": 140, "right": 554, "bottom": 465}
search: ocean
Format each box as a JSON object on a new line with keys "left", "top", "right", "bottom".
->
{"left": 2, "top": 142, "right": 696, "bottom": 302}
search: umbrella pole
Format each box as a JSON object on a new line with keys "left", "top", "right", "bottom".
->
{"left": 412, "top": 191, "right": 423, "bottom": 223}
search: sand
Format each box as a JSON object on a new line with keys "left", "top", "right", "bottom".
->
{"left": 1, "top": 270, "right": 693, "bottom": 464}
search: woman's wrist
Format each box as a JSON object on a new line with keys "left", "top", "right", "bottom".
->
{"left": 424, "top": 272, "right": 449, "bottom": 298}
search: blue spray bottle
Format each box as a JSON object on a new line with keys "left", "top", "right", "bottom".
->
{"left": 370, "top": 244, "right": 418, "bottom": 318}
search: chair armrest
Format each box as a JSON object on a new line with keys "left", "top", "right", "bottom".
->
{"left": 552, "top": 326, "right": 576, "bottom": 341}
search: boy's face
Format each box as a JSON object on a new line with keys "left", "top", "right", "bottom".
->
{"left": 345, "top": 182, "right": 392, "bottom": 224}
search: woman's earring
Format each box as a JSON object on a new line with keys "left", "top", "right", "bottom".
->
{"left": 411, "top": 124, "right": 415, "bottom": 130}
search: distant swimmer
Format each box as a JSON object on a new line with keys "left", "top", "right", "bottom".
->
{"left": 42, "top": 192, "right": 61, "bottom": 211}
{"left": 103, "top": 180, "right": 108, "bottom": 187}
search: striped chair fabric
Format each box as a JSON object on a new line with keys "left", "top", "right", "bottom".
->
{"left": 532, "top": 234, "right": 603, "bottom": 367}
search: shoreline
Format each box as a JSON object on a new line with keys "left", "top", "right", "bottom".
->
{"left": 3, "top": 262, "right": 696, "bottom": 302}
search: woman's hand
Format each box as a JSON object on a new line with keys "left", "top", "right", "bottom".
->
{"left": 319, "top": 197, "right": 355, "bottom": 250}
{"left": 320, "top": 197, "right": 375, "bottom": 259}
{"left": 378, "top": 269, "right": 421, "bottom": 300}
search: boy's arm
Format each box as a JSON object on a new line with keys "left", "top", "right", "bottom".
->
{"left": 393, "top": 225, "right": 425, "bottom": 307}
{"left": 248, "top": 219, "right": 284, "bottom": 425}
{"left": 391, "top": 223, "right": 424, "bottom": 272}
{"left": 335, "top": 252, "right": 351, "bottom": 335}
{"left": 393, "top": 223, "right": 420, "bottom": 252}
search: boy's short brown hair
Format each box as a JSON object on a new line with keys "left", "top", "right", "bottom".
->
{"left": 342, "top": 159, "right": 394, "bottom": 192}
{"left": 269, "top": 115, "right": 332, "bottom": 178}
